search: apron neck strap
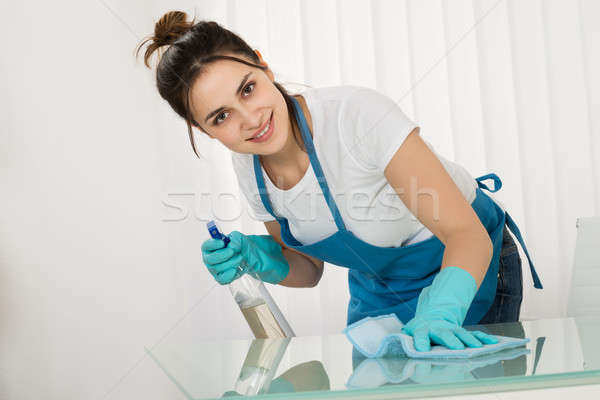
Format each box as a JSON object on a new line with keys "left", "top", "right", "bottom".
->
{"left": 290, "top": 96, "right": 347, "bottom": 231}
{"left": 251, "top": 96, "right": 347, "bottom": 231}
{"left": 253, "top": 155, "right": 278, "bottom": 219}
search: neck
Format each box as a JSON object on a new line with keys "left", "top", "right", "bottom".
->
{"left": 261, "top": 97, "right": 309, "bottom": 172}
{"left": 264, "top": 123, "right": 304, "bottom": 167}
{"left": 259, "top": 108, "right": 311, "bottom": 191}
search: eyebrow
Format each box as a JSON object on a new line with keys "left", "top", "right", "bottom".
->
{"left": 204, "top": 72, "right": 253, "bottom": 123}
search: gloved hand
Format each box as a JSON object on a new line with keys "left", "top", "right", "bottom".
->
{"left": 401, "top": 266, "right": 499, "bottom": 352}
{"left": 202, "top": 231, "right": 290, "bottom": 285}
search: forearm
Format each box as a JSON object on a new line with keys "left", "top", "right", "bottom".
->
{"left": 277, "top": 249, "right": 322, "bottom": 288}
{"left": 441, "top": 228, "right": 493, "bottom": 288}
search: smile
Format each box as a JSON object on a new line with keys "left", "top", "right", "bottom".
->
{"left": 247, "top": 113, "right": 274, "bottom": 143}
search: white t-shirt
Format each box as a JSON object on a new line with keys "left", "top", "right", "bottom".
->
{"left": 231, "top": 85, "right": 480, "bottom": 247}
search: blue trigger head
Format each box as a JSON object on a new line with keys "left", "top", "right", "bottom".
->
{"left": 206, "top": 220, "right": 230, "bottom": 247}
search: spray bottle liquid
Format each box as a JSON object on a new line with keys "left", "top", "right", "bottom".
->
{"left": 207, "top": 221, "right": 295, "bottom": 338}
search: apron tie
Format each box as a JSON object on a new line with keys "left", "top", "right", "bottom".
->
{"left": 476, "top": 173, "right": 543, "bottom": 289}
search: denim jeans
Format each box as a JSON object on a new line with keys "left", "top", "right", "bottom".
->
{"left": 478, "top": 224, "right": 524, "bottom": 324}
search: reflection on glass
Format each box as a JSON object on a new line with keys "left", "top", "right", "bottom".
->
{"left": 472, "top": 321, "right": 529, "bottom": 378}
{"left": 148, "top": 317, "right": 600, "bottom": 399}
{"left": 229, "top": 338, "right": 290, "bottom": 396}
{"left": 348, "top": 347, "right": 530, "bottom": 389}
{"left": 223, "top": 338, "right": 330, "bottom": 397}
{"left": 269, "top": 360, "right": 330, "bottom": 393}
{"left": 574, "top": 316, "right": 600, "bottom": 371}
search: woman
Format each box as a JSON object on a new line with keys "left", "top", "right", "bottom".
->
{"left": 137, "top": 12, "right": 542, "bottom": 351}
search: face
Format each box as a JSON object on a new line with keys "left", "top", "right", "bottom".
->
{"left": 189, "top": 52, "right": 290, "bottom": 155}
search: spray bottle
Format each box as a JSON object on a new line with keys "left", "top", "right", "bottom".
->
{"left": 207, "top": 221, "right": 295, "bottom": 338}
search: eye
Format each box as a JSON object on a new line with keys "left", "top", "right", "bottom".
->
{"left": 214, "top": 111, "right": 229, "bottom": 125}
{"left": 213, "top": 82, "right": 256, "bottom": 126}
{"left": 242, "top": 82, "right": 255, "bottom": 96}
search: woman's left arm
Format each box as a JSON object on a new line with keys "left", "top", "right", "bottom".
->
{"left": 383, "top": 127, "right": 492, "bottom": 287}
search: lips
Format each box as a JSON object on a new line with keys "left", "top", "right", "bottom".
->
{"left": 254, "top": 115, "right": 271, "bottom": 136}
{"left": 246, "top": 113, "right": 273, "bottom": 141}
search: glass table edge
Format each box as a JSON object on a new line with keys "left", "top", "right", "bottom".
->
{"left": 195, "top": 369, "right": 600, "bottom": 400}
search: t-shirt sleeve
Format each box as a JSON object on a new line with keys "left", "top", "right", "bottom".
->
{"left": 230, "top": 153, "right": 276, "bottom": 222}
{"left": 339, "top": 87, "right": 418, "bottom": 172}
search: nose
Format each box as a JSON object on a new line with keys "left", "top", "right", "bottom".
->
{"left": 241, "top": 110, "right": 268, "bottom": 134}
{"left": 240, "top": 108, "right": 263, "bottom": 131}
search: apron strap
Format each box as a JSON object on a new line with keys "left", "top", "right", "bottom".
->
{"left": 505, "top": 212, "right": 543, "bottom": 289}
{"left": 290, "top": 96, "right": 347, "bottom": 231}
{"left": 251, "top": 97, "right": 348, "bottom": 232}
{"left": 475, "top": 173, "right": 502, "bottom": 192}
{"left": 475, "top": 173, "right": 543, "bottom": 289}
{"left": 253, "top": 155, "right": 280, "bottom": 220}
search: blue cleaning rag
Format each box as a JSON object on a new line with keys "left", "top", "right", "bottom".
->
{"left": 343, "top": 314, "right": 530, "bottom": 359}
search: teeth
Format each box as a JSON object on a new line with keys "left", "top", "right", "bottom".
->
{"left": 254, "top": 118, "right": 270, "bottom": 139}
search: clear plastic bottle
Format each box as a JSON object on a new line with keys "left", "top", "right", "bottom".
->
{"left": 207, "top": 221, "right": 295, "bottom": 338}
{"left": 230, "top": 270, "right": 295, "bottom": 338}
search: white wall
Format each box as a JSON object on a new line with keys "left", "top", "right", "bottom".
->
{"left": 0, "top": 0, "right": 598, "bottom": 399}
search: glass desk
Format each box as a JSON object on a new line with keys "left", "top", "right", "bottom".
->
{"left": 148, "top": 316, "right": 600, "bottom": 399}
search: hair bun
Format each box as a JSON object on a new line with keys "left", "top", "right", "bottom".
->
{"left": 153, "top": 11, "right": 195, "bottom": 47}
{"left": 136, "top": 11, "right": 196, "bottom": 68}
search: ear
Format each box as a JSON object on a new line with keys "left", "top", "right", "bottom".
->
{"left": 254, "top": 49, "right": 274, "bottom": 81}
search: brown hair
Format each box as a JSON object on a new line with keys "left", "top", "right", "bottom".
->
{"left": 135, "top": 11, "right": 305, "bottom": 158}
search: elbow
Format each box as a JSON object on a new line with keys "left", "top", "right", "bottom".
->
{"left": 475, "top": 228, "right": 494, "bottom": 269}
{"left": 309, "top": 262, "right": 325, "bottom": 288}
{"left": 471, "top": 225, "right": 493, "bottom": 264}
{"left": 484, "top": 233, "right": 493, "bottom": 265}
{"left": 448, "top": 225, "right": 493, "bottom": 265}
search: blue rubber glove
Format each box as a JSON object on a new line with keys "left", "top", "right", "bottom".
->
{"left": 401, "top": 267, "right": 499, "bottom": 352}
{"left": 202, "top": 231, "right": 290, "bottom": 285}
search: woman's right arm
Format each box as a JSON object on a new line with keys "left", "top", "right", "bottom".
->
{"left": 264, "top": 220, "right": 324, "bottom": 288}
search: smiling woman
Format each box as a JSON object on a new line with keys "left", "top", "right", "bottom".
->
{"left": 186, "top": 56, "right": 290, "bottom": 157}
{"left": 136, "top": 10, "right": 543, "bottom": 351}
{"left": 135, "top": 11, "right": 307, "bottom": 160}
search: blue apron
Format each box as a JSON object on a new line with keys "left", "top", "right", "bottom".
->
{"left": 253, "top": 96, "right": 543, "bottom": 326}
